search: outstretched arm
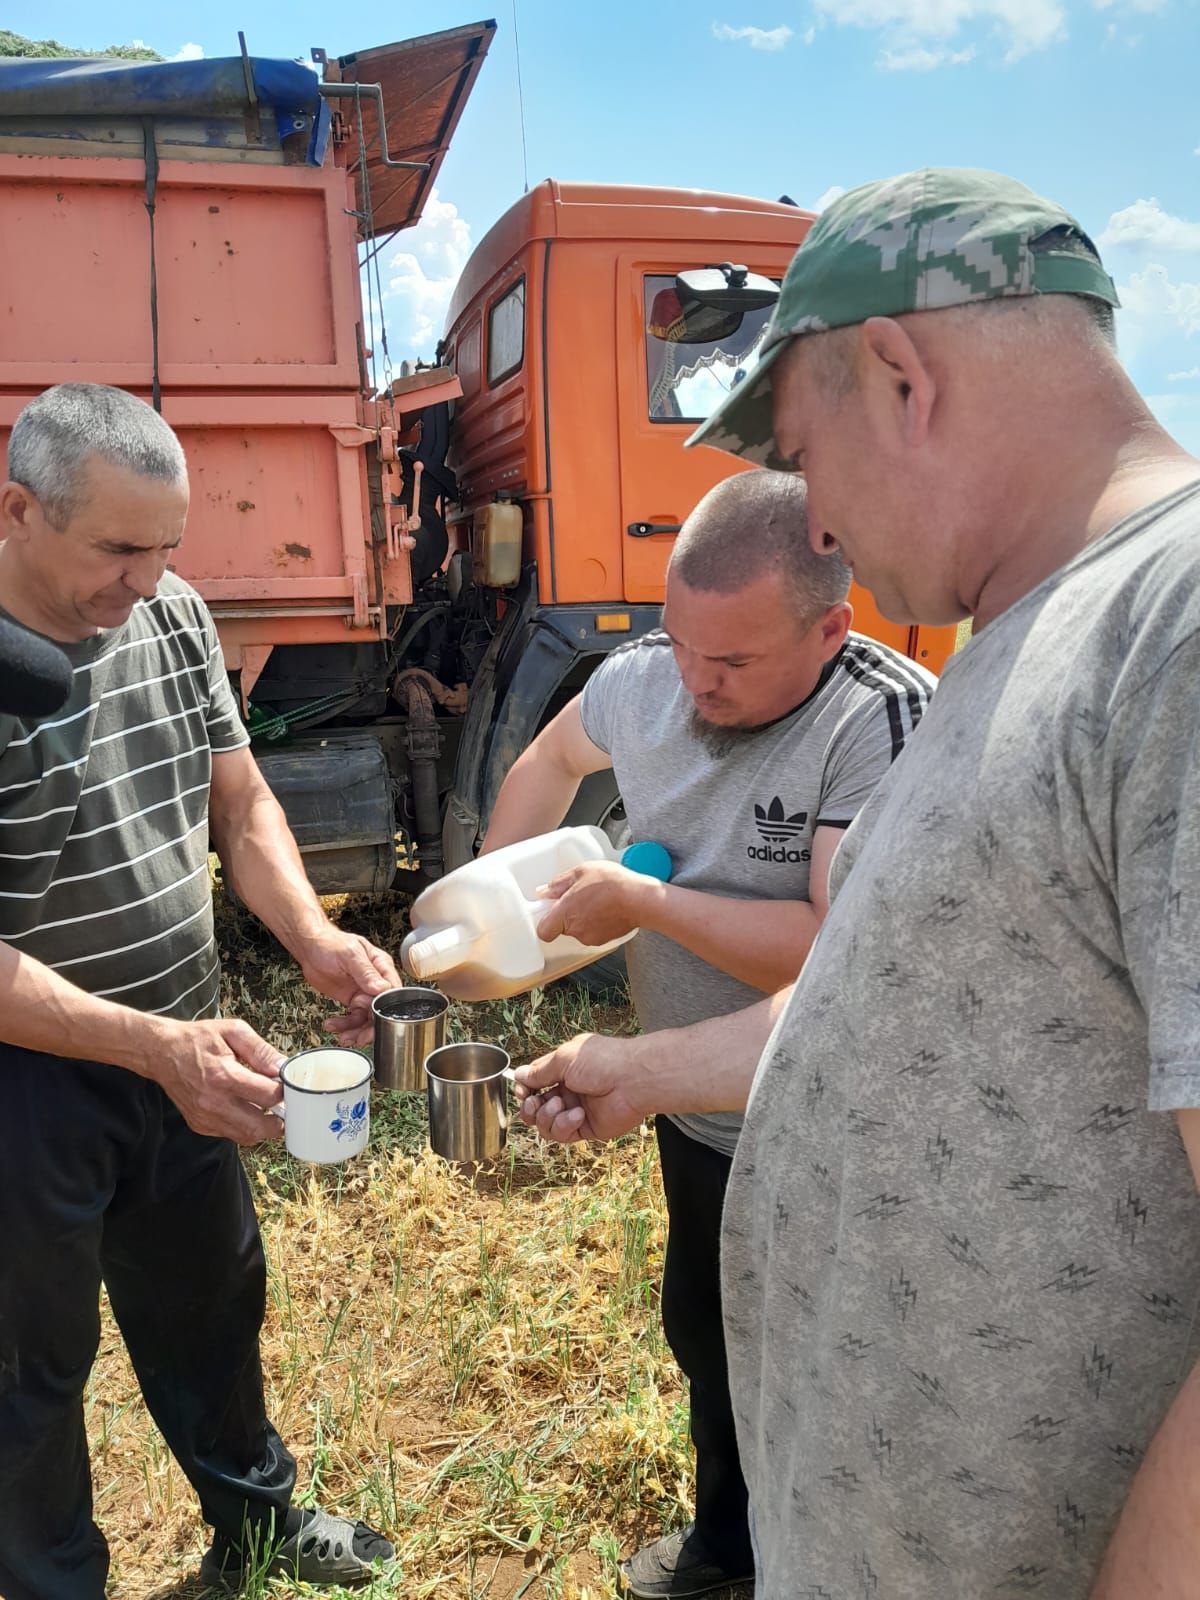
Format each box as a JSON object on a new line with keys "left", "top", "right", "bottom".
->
{"left": 513, "top": 985, "right": 793, "bottom": 1144}
{"left": 480, "top": 698, "right": 613, "bottom": 853}
{"left": 209, "top": 748, "right": 400, "bottom": 1044}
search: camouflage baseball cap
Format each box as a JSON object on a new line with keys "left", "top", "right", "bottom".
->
{"left": 687, "top": 167, "right": 1119, "bottom": 470}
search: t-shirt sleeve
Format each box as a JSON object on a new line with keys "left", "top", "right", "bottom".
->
{"left": 1101, "top": 631, "right": 1200, "bottom": 1112}
{"left": 200, "top": 604, "right": 250, "bottom": 754}
{"left": 817, "top": 687, "right": 927, "bottom": 828}
{"left": 579, "top": 646, "right": 635, "bottom": 757}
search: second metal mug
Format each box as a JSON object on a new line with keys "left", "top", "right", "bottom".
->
{"left": 424, "top": 1041, "right": 513, "bottom": 1163}
{"left": 372, "top": 986, "right": 449, "bottom": 1091}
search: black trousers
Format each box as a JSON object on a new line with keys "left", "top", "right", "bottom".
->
{"left": 0, "top": 1045, "right": 296, "bottom": 1600}
{"left": 655, "top": 1115, "right": 753, "bottom": 1574}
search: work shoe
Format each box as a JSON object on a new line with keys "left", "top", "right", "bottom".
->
{"left": 199, "top": 1508, "right": 395, "bottom": 1591}
{"left": 620, "top": 1525, "right": 754, "bottom": 1598}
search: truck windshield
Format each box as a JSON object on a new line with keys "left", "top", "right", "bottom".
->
{"left": 644, "top": 273, "right": 775, "bottom": 422}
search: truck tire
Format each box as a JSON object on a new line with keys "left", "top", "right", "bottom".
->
{"left": 562, "top": 768, "right": 633, "bottom": 996}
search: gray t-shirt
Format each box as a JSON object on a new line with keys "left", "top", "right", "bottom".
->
{"left": 722, "top": 481, "right": 1200, "bottom": 1598}
{"left": 581, "top": 630, "right": 935, "bottom": 1154}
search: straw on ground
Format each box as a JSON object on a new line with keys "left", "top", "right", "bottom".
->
{"left": 91, "top": 883, "right": 691, "bottom": 1599}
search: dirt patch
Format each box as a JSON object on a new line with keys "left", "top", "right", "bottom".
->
{"left": 379, "top": 1395, "right": 460, "bottom": 1453}
{"left": 464, "top": 1152, "right": 564, "bottom": 1199}
{"left": 472, "top": 1545, "right": 614, "bottom": 1599}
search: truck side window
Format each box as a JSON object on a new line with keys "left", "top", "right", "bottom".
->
{"left": 458, "top": 320, "right": 482, "bottom": 399}
{"left": 487, "top": 280, "right": 525, "bottom": 386}
{"left": 644, "top": 273, "right": 776, "bottom": 423}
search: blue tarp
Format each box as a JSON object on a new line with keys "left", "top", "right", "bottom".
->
{"left": 0, "top": 56, "right": 330, "bottom": 164}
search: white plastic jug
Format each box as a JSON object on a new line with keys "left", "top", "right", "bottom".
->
{"left": 400, "top": 826, "right": 671, "bottom": 1000}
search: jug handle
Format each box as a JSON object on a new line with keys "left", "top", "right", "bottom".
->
{"left": 528, "top": 896, "right": 556, "bottom": 933}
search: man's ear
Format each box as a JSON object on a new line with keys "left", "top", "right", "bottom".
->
{"left": 860, "top": 317, "right": 936, "bottom": 449}
{"left": 818, "top": 601, "right": 853, "bottom": 659}
{"left": 0, "top": 481, "right": 41, "bottom": 545}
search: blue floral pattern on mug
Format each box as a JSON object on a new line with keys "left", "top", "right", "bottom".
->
{"left": 328, "top": 1097, "right": 368, "bottom": 1142}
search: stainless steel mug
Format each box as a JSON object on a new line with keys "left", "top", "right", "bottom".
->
{"left": 372, "top": 986, "right": 449, "bottom": 1091}
{"left": 424, "top": 1041, "right": 513, "bottom": 1163}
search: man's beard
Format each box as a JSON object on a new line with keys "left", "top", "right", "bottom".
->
{"left": 685, "top": 705, "right": 762, "bottom": 759}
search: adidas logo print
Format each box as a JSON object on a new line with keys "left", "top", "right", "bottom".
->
{"left": 748, "top": 797, "right": 811, "bottom": 865}
{"left": 755, "top": 797, "right": 809, "bottom": 842}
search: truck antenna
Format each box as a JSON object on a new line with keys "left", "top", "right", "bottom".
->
{"left": 512, "top": 0, "right": 531, "bottom": 194}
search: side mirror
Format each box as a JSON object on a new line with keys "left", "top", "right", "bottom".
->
{"left": 648, "top": 263, "right": 779, "bottom": 345}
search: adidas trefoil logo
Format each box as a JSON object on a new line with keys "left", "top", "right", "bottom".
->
{"left": 754, "top": 796, "right": 809, "bottom": 842}
{"left": 748, "top": 797, "right": 812, "bottom": 866}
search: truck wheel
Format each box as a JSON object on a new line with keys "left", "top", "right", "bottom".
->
{"left": 563, "top": 769, "right": 632, "bottom": 996}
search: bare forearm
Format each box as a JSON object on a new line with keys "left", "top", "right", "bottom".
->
{"left": 1090, "top": 1358, "right": 1200, "bottom": 1597}
{"left": 480, "top": 744, "right": 585, "bottom": 853}
{"left": 211, "top": 788, "right": 327, "bottom": 958}
{"left": 635, "top": 985, "right": 791, "bottom": 1116}
{"left": 636, "top": 881, "right": 820, "bottom": 992}
{"left": 0, "top": 941, "right": 168, "bottom": 1073}
{"left": 515, "top": 981, "right": 793, "bottom": 1142}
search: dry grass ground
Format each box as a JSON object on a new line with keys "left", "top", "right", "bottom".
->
{"left": 90, "top": 886, "right": 695, "bottom": 1600}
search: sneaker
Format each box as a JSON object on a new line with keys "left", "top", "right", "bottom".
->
{"left": 620, "top": 1526, "right": 754, "bottom": 1598}
{"left": 199, "top": 1508, "right": 395, "bottom": 1591}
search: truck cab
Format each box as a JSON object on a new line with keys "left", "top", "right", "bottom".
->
{"left": 437, "top": 181, "right": 956, "bottom": 869}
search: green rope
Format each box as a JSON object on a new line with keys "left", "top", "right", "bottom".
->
{"left": 247, "top": 691, "right": 355, "bottom": 745}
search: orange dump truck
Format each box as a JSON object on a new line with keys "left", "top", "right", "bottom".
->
{"left": 0, "top": 27, "right": 956, "bottom": 896}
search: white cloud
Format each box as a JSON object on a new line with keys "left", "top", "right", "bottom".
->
{"left": 1114, "top": 265, "right": 1200, "bottom": 456}
{"left": 1118, "top": 265, "right": 1200, "bottom": 332}
{"left": 802, "top": 23, "right": 819, "bottom": 40}
{"left": 1101, "top": 198, "right": 1200, "bottom": 252}
{"left": 812, "top": 184, "right": 848, "bottom": 211}
{"left": 1114, "top": 262, "right": 1200, "bottom": 371}
{"left": 133, "top": 37, "right": 205, "bottom": 61}
{"left": 811, "top": 0, "right": 1065, "bottom": 62}
{"left": 711, "top": 21, "right": 795, "bottom": 49}
{"left": 881, "top": 42, "right": 976, "bottom": 65}
{"left": 378, "top": 190, "right": 474, "bottom": 359}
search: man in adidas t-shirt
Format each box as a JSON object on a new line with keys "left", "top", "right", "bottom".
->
{"left": 482, "top": 469, "right": 935, "bottom": 1598}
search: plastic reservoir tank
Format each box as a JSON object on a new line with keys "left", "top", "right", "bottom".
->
{"left": 400, "top": 825, "right": 672, "bottom": 1000}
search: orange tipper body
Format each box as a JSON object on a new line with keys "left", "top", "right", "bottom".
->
{"left": 0, "top": 26, "right": 495, "bottom": 684}
{"left": 441, "top": 180, "right": 958, "bottom": 671}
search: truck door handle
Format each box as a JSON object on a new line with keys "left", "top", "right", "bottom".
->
{"left": 627, "top": 521, "right": 682, "bottom": 538}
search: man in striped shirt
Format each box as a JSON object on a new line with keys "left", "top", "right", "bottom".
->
{"left": 0, "top": 385, "right": 398, "bottom": 1598}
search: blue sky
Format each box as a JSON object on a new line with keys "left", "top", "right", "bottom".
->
{"left": 12, "top": 1, "right": 1200, "bottom": 450}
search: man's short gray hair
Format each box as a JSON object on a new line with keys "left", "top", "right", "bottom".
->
{"left": 7, "top": 384, "right": 187, "bottom": 530}
{"left": 804, "top": 292, "right": 1117, "bottom": 401}
{"left": 671, "top": 469, "right": 851, "bottom": 624}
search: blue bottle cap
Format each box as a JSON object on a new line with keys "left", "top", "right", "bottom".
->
{"left": 620, "top": 840, "right": 673, "bottom": 882}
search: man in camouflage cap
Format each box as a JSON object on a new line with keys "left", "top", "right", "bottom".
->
{"left": 515, "top": 168, "right": 1200, "bottom": 1599}
{"left": 693, "top": 166, "right": 1124, "bottom": 470}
